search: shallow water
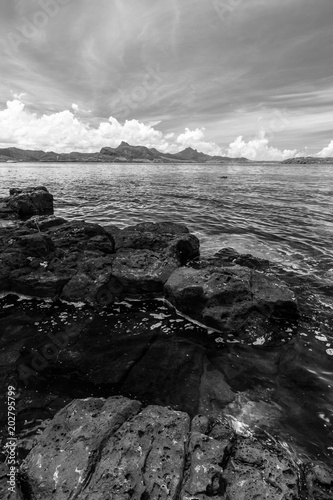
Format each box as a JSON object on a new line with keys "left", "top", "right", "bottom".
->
{"left": 0, "top": 162, "right": 332, "bottom": 467}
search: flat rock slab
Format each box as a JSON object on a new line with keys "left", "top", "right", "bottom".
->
{"left": 19, "top": 396, "right": 333, "bottom": 499}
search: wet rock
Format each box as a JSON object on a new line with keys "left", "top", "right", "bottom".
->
{"left": 20, "top": 396, "right": 309, "bottom": 499}
{"left": 165, "top": 264, "right": 299, "bottom": 336}
{"left": 111, "top": 249, "right": 180, "bottom": 296}
{"left": 122, "top": 338, "right": 205, "bottom": 415}
{"left": 212, "top": 247, "right": 270, "bottom": 271}
{"left": 114, "top": 221, "right": 199, "bottom": 263}
{"left": 17, "top": 233, "right": 55, "bottom": 257}
{"left": 80, "top": 405, "right": 190, "bottom": 500}
{"left": 181, "top": 428, "right": 229, "bottom": 498}
{"left": 19, "top": 397, "right": 141, "bottom": 500}
{"left": 25, "top": 215, "right": 67, "bottom": 231}
{"left": 10, "top": 269, "right": 71, "bottom": 298}
{"left": 20, "top": 397, "right": 189, "bottom": 500}
{"left": 223, "top": 438, "right": 299, "bottom": 500}
{"left": 198, "top": 359, "right": 235, "bottom": 417}
{"left": 124, "top": 221, "right": 190, "bottom": 235}
{"left": 0, "top": 186, "right": 53, "bottom": 219}
{"left": 305, "top": 462, "right": 333, "bottom": 500}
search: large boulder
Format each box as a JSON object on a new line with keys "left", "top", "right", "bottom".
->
{"left": 113, "top": 221, "right": 200, "bottom": 265}
{"left": 0, "top": 186, "right": 54, "bottom": 219}
{"left": 164, "top": 264, "right": 299, "bottom": 338}
{"left": 104, "top": 221, "right": 200, "bottom": 297}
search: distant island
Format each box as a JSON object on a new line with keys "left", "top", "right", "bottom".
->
{"left": 0, "top": 142, "right": 249, "bottom": 164}
{"left": 282, "top": 156, "right": 333, "bottom": 164}
{"left": 1, "top": 143, "right": 332, "bottom": 164}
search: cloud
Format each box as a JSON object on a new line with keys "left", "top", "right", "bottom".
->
{"left": 317, "top": 140, "right": 333, "bottom": 158}
{"left": 175, "top": 127, "right": 223, "bottom": 156}
{"left": 227, "top": 130, "right": 299, "bottom": 161}
{"left": 0, "top": 99, "right": 303, "bottom": 160}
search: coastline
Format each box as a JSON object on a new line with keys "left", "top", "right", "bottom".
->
{"left": 0, "top": 186, "right": 332, "bottom": 499}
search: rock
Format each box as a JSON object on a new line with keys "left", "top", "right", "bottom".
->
{"left": 211, "top": 247, "right": 270, "bottom": 271}
{"left": 25, "top": 215, "right": 67, "bottom": 231}
{"left": 165, "top": 264, "right": 299, "bottom": 337}
{"left": 19, "top": 397, "right": 142, "bottom": 499}
{"left": 114, "top": 222, "right": 200, "bottom": 265}
{"left": 10, "top": 269, "right": 71, "bottom": 298}
{"left": 60, "top": 270, "right": 110, "bottom": 303}
{"left": 17, "top": 233, "right": 55, "bottom": 257}
{"left": 122, "top": 221, "right": 190, "bottom": 235}
{"left": 20, "top": 397, "right": 190, "bottom": 500}
{"left": 305, "top": 462, "right": 333, "bottom": 499}
{"left": 181, "top": 428, "right": 229, "bottom": 498}
{"left": 223, "top": 438, "right": 299, "bottom": 500}
{"left": 122, "top": 338, "right": 205, "bottom": 415}
{"left": 198, "top": 359, "right": 235, "bottom": 417}
{"left": 80, "top": 405, "right": 190, "bottom": 500}
{"left": 3, "top": 186, "right": 54, "bottom": 219}
{"left": 19, "top": 396, "right": 313, "bottom": 499}
{"left": 111, "top": 249, "right": 180, "bottom": 297}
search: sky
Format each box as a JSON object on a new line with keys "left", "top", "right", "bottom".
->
{"left": 0, "top": 0, "right": 332, "bottom": 160}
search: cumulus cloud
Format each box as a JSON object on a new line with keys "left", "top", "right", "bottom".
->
{"left": 0, "top": 100, "right": 302, "bottom": 160}
{"left": 175, "top": 127, "right": 223, "bottom": 156}
{"left": 317, "top": 140, "right": 333, "bottom": 157}
{"left": 0, "top": 100, "right": 169, "bottom": 153}
{"left": 227, "top": 130, "right": 299, "bottom": 161}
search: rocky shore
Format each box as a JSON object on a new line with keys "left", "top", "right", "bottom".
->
{"left": 0, "top": 187, "right": 299, "bottom": 344}
{"left": 1, "top": 187, "right": 332, "bottom": 499}
{"left": 17, "top": 396, "right": 333, "bottom": 500}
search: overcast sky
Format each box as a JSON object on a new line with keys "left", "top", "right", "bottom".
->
{"left": 0, "top": 0, "right": 332, "bottom": 159}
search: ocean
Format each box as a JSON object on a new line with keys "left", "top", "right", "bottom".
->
{"left": 0, "top": 161, "right": 332, "bottom": 466}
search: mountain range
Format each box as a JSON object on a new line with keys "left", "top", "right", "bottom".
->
{"left": 0, "top": 142, "right": 249, "bottom": 164}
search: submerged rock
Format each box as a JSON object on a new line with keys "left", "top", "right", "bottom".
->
{"left": 19, "top": 395, "right": 331, "bottom": 499}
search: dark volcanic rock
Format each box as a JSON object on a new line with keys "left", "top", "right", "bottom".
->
{"left": 0, "top": 186, "right": 54, "bottom": 219}
{"left": 108, "top": 221, "right": 200, "bottom": 297}
{"left": 222, "top": 438, "right": 299, "bottom": 500}
{"left": 19, "top": 396, "right": 328, "bottom": 500}
{"left": 111, "top": 249, "right": 180, "bottom": 296}
{"left": 19, "top": 397, "right": 142, "bottom": 499}
{"left": 114, "top": 221, "right": 199, "bottom": 264}
{"left": 210, "top": 247, "right": 270, "bottom": 271}
{"left": 165, "top": 264, "right": 299, "bottom": 337}
{"left": 122, "top": 338, "right": 205, "bottom": 414}
{"left": 20, "top": 397, "right": 190, "bottom": 500}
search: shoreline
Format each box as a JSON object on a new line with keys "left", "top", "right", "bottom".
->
{"left": 1, "top": 186, "right": 332, "bottom": 498}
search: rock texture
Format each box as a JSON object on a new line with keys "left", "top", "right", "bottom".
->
{"left": 0, "top": 186, "right": 53, "bottom": 220}
{"left": 0, "top": 193, "right": 199, "bottom": 303}
{"left": 165, "top": 261, "right": 298, "bottom": 339}
{"left": 19, "top": 396, "right": 333, "bottom": 500}
{"left": 0, "top": 187, "right": 299, "bottom": 341}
